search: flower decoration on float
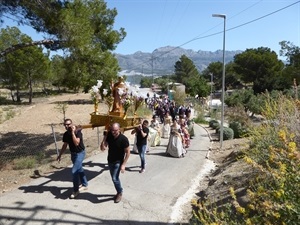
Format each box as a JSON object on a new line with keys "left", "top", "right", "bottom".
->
{"left": 118, "top": 83, "right": 132, "bottom": 115}
{"left": 132, "top": 85, "right": 147, "bottom": 114}
{"left": 116, "top": 81, "right": 147, "bottom": 118}
{"left": 89, "top": 80, "right": 103, "bottom": 114}
{"left": 90, "top": 78, "right": 146, "bottom": 116}
{"left": 102, "top": 88, "right": 114, "bottom": 112}
{"left": 125, "top": 84, "right": 147, "bottom": 115}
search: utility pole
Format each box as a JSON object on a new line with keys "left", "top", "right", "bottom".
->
{"left": 151, "top": 53, "right": 154, "bottom": 85}
{"left": 210, "top": 73, "right": 213, "bottom": 108}
{"left": 212, "top": 13, "right": 226, "bottom": 150}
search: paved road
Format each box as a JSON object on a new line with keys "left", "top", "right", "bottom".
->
{"left": 0, "top": 124, "right": 214, "bottom": 225}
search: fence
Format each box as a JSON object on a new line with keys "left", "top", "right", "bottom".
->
{"left": 0, "top": 124, "right": 103, "bottom": 169}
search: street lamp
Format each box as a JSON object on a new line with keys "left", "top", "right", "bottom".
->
{"left": 212, "top": 13, "right": 226, "bottom": 149}
{"left": 210, "top": 73, "right": 213, "bottom": 109}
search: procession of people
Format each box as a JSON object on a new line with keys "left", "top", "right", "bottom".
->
{"left": 58, "top": 78, "right": 196, "bottom": 202}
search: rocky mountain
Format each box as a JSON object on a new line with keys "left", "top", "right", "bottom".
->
{"left": 115, "top": 46, "right": 242, "bottom": 76}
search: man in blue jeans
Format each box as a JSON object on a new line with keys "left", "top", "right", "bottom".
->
{"left": 131, "top": 119, "right": 149, "bottom": 173}
{"left": 100, "top": 123, "right": 130, "bottom": 203}
{"left": 57, "top": 118, "right": 88, "bottom": 199}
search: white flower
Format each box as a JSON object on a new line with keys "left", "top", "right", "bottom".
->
{"left": 118, "top": 88, "right": 125, "bottom": 96}
{"left": 92, "top": 85, "right": 99, "bottom": 93}
{"left": 131, "top": 90, "right": 138, "bottom": 97}
{"left": 125, "top": 81, "right": 130, "bottom": 88}
{"left": 97, "top": 80, "right": 103, "bottom": 88}
{"left": 103, "top": 89, "right": 108, "bottom": 96}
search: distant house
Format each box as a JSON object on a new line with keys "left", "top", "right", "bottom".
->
{"left": 152, "top": 82, "right": 186, "bottom": 94}
{"left": 172, "top": 83, "right": 185, "bottom": 93}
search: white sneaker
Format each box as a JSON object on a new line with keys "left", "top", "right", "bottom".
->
{"left": 79, "top": 185, "right": 88, "bottom": 192}
{"left": 70, "top": 191, "right": 79, "bottom": 199}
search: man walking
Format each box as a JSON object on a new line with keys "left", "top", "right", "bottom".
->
{"left": 57, "top": 118, "right": 88, "bottom": 199}
{"left": 131, "top": 120, "right": 149, "bottom": 173}
{"left": 100, "top": 123, "right": 130, "bottom": 203}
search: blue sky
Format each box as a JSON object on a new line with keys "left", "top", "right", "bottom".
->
{"left": 1, "top": 0, "right": 299, "bottom": 58}
{"left": 105, "top": 0, "right": 300, "bottom": 57}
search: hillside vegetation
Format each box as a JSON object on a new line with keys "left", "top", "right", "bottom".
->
{"left": 191, "top": 94, "right": 300, "bottom": 225}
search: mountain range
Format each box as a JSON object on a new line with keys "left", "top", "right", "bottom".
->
{"left": 115, "top": 46, "right": 242, "bottom": 77}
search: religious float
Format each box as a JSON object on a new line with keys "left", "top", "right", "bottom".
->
{"left": 79, "top": 76, "right": 145, "bottom": 132}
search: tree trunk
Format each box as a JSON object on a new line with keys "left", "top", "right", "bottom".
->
{"left": 16, "top": 90, "right": 21, "bottom": 102}
{"left": 28, "top": 73, "right": 33, "bottom": 104}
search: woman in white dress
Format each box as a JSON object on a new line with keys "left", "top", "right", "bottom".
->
{"left": 185, "top": 105, "right": 195, "bottom": 139}
{"left": 166, "top": 117, "right": 186, "bottom": 158}
{"left": 148, "top": 115, "right": 161, "bottom": 147}
{"left": 161, "top": 111, "right": 172, "bottom": 139}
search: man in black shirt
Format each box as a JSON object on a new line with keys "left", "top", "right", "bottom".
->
{"left": 100, "top": 123, "right": 130, "bottom": 203}
{"left": 57, "top": 118, "right": 88, "bottom": 199}
{"left": 131, "top": 120, "right": 149, "bottom": 173}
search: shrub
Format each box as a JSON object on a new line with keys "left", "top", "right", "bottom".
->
{"left": 192, "top": 94, "right": 300, "bottom": 225}
{"left": 194, "top": 114, "right": 208, "bottom": 124}
{"left": 208, "top": 108, "right": 218, "bottom": 119}
{"left": 226, "top": 106, "right": 251, "bottom": 138}
{"left": 211, "top": 122, "right": 220, "bottom": 130}
{"left": 221, "top": 127, "right": 234, "bottom": 140}
{"left": 172, "top": 88, "right": 186, "bottom": 105}
{"left": 209, "top": 119, "right": 219, "bottom": 128}
{"left": 193, "top": 106, "right": 208, "bottom": 124}
{"left": 229, "top": 121, "right": 244, "bottom": 138}
{"left": 5, "top": 110, "right": 16, "bottom": 120}
{"left": 13, "top": 157, "right": 36, "bottom": 170}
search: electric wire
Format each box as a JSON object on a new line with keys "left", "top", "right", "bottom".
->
{"left": 152, "top": 0, "right": 168, "bottom": 54}
{"left": 192, "top": 0, "right": 264, "bottom": 40}
{"left": 1, "top": 1, "right": 299, "bottom": 75}
{"left": 126, "top": 0, "right": 300, "bottom": 74}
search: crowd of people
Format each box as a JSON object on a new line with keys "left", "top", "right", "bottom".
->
{"left": 134, "top": 94, "right": 196, "bottom": 158}
{"left": 57, "top": 94, "right": 195, "bottom": 202}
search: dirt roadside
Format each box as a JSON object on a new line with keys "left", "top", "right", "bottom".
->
{"left": 0, "top": 92, "right": 103, "bottom": 194}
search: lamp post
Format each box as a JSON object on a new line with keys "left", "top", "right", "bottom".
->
{"left": 212, "top": 13, "right": 226, "bottom": 149}
{"left": 210, "top": 73, "right": 213, "bottom": 109}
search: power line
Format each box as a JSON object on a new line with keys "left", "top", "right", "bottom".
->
{"left": 126, "top": 0, "right": 300, "bottom": 73}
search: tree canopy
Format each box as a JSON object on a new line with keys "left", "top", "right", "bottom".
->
{"left": 174, "top": 55, "right": 210, "bottom": 97}
{"left": 0, "top": 0, "right": 126, "bottom": 54}
{"left": 233, "top": 47, "right": 289, "bottom": 94}
{"left": 0, "top": 0, "right": 127, "bottom": 94}
{"left": 0, "top": 27, "right": 50, "bottom": 102}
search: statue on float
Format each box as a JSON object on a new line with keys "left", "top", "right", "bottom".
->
{"left": 110, "top": 76, "right": 126, "bottom": 114}
{"left": 88, "top": 76, "right": 146, "bottom": 130}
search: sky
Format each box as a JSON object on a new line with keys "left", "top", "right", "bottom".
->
{"left": 105, "top": 0, "right": 300, "bottom": 57}
{"left": 1, "top": 0, "right": 300, "bottom": 58}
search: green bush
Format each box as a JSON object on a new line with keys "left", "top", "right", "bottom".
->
{"left": 211, "top": 122, "right": 220, "bottom": 130}
{"left": 194, "top": 113, "right": 208, "bottom": 124}
{"left": 229, "top": 121, "right": 243, "bottom": 138}
{"left": 220, "top": 127, "right": 234, "bottom": 140}
{"left": 226, "top": 106, "right": 251, "bottom": 138}
{"left": 13, "top": 157, "right": 36, "bottom": 170}
{"left": 209, "top": 119, "right": 219, "bottom": 128}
